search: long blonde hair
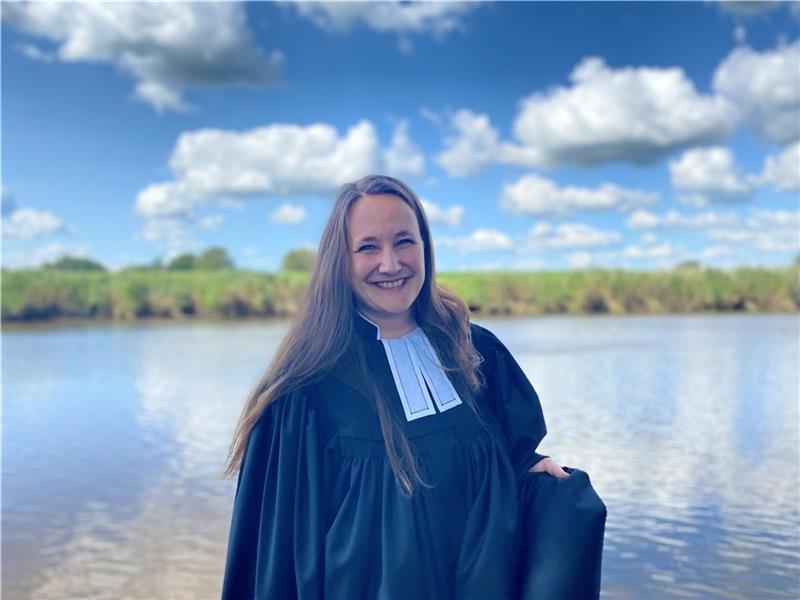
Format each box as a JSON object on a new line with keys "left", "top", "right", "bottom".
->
{"left": 223, "top": 175, "right": 484, "bottom": 495}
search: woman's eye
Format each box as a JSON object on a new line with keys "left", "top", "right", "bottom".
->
{"left": 357, "top": 244, "right": 377, "bottom": 252}
{"left": 397, "top": 238, "right": 414, "bottom": 246}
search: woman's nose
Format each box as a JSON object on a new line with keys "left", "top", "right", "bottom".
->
{"left": 378, "top": 248, "right": 401, "bottom": 273}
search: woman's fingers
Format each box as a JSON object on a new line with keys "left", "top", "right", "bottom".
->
{"left": 530, "top": 457, "right": 571, "bottom": 478}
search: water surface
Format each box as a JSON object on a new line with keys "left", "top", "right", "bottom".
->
{"left": 3, "top": 314, "right": 798, "bottom": 598}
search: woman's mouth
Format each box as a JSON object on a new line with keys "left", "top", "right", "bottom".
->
{"left": 372, "top": 278, "right": 407, "bottom": 289}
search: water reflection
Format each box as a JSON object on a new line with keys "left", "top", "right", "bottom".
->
{"left": 3, "top": 315, "right": 799, "bottom": 598}
{"left": 483, "top": 314, "right": 800, "bottom": 599}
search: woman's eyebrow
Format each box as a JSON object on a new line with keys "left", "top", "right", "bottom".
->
{"left": 355, "top": 230, "right": 415, "bottom": 243}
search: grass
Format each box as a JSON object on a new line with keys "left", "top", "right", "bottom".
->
{"left": 2, "top": 266, "right": 798, "bottom": 322}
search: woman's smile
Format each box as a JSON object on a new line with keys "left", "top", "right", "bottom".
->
{"left": 372, "top": 277, "right": 409, "bottom": 290}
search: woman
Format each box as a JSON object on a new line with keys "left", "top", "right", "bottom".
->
{"left": 222, "top": 175, "right": 606, "bottom": 599}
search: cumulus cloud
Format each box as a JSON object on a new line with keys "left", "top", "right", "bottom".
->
{"left": 713, "top": 40, "right": 800, "bottom": 144}
{"left": 135, "top": 119, "right": 427, "bottom": 252}
{"left": 512, "top": 57, "right": 736, "bottom": 167}
{"left": 135, "top": 120, "right": 378, "bottom": 220}
{"left": 17, "top": 42, "right": 55, "bottom": 63}
{"left": 669, "top": 146, "right": 754, "bottom": 205}
{"left": 435, "top": 110, "right": 535, "bottom": 177}
{"left": 139, "top": 216, "right": 196, "bottom": 252}
{"left": 566, "top": 251, "right": 593, "bottom": 269}
{"left": 626, "top": 208, "right": 738, "bottom": 230}
{"left": 269, "top": 203, "right": 308, "bottom": 225}
{"left": 4, "top": 2, "right": 282, "bottom": 112}
{"left": 2, "top": 206, "right": 65, "bottom": 240}
{"left": 383, "top": 121, "right": 426, "bottom": 179}
{"left": 198, "top": 214, "right": 225, "bottom": 231}
{"left": 623, "top": 242, "right": 680, "bottom": 259}
{"left": 291, "top": 2, "right": 477, "bottom": 37}
{"left": 566, "top": 244, "right": 685, "bottom": 270}
{"left": 716, "top": 1, "right": 782, "bottom": 16}
{"left": 2, "top": 241, "right": 93, "bottom": 270}
{"left": 501, "top": 173, "right": 658, "bottom": 216}
{"left": 437, "top": 57, "right": 737, "bottom": 175}
{"left": 420, "top": 199, "right": 464, "bottom": 227}
{"left": 707, "top": 209, "right": 800, "bottom": 253}
{"left": 758, "top": 141, "right": 800, "bottom": 192}
{"left": 524, "top": 222, "right": 621, "bottom": 249}
{"left": 437, "top": 229, "right": 513, "bottom": 253}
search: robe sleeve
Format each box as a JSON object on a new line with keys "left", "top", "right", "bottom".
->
{"left": 221, "top": 389, "right": 328, "bottom": 599}
{"left": 474, "top": 325, "right": 548, "bottom": 478}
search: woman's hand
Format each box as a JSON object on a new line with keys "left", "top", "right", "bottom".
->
{"left": 529, "top": 456, "right": 570, "bottom": 478}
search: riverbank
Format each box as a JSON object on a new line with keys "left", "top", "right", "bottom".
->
{"left": 2, "top": 266, "right": 798, "bottom": 322}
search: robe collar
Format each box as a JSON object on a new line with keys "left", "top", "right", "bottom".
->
{"left": 352, "top": 309, "right": 463, "bottom": 422}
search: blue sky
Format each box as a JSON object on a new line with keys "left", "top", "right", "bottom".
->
{"left": 2, "top": 1, "right": 799, "bottom": 272}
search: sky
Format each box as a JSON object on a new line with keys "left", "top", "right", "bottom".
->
{"left": 2, "top": 1, "right": 799, "bottom": 272}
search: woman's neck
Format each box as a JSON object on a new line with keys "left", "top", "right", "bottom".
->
{"left": 357, "top": 310, "right": 416, "bottom": 339}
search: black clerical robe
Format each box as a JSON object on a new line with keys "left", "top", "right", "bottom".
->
{"left": 222, "top": 313, "right": 606, "bottom": 599}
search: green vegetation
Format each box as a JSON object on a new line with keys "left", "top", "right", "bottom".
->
{"left": 2, "top": 264, "right": 798, "bottom": 322}
{"left": 166, "top": 246, "right": 235, "bottom": 271}
{"left": 281, "top": 248, "right": 316, "bottom": 272}
{"left": 43, "top": 255, "right": 107, "bottom": 271}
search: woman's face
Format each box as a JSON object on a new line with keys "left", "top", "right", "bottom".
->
{"left": 347, "top": 193, "right": 425, "bottom": 331}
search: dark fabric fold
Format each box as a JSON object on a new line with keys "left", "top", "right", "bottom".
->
{"left": 516, "top": 467, "right": 607, "bottom": 600}
{"left": 470, "top": 324, "right": 549, "bottom": 479}
{"left": 221, "top": 390, "right": 327, "bottom": 599}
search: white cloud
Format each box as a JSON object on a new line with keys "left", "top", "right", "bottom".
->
{"left": 641, "top": 232, "right": 658, "bottom": 245}
{"left": 713, "top": 40, "right": 800, "bottom": 144}
{"left": 135, "top": 120, "right": 380, "bottom": 254}
{"left": 4, "top": 2, "right": 282, "bottom": 112}
{"left": 421, "top": 199, "right": 464, "bottom": 227}
{"left": 501, "top": 173, "right": 658, "bottom": 216}
{"left": 2, "top": 207, "right": 65, "bottom": 240}
{"left": 420, "top": 106, "right": 444, "bottom": 127}
{"left": 140, "top": 216, "right": 196, "bottom": 252}
{"left": 135, "top": 120, "right": 379, "bottom": 219}
{"left": 438, "top": 57, "right": 737, "bottom": 175}
{"left": 437, "top": 229, "right": 513, "bottom": 253}
{"left": 2, "top": 241, "right": 93, "bottom": 270}
{"left": 269, "top": 203, "right": 308, "bottom": 225}
{"left": 717, "top": 2, "right": 782, "bottom": 17}
{"left": 17, "top": 42, "right": 55, "bottom": 63}
{"left": 623, "top": 242, "right": 679, "bottom": 259}
{"left": 708, "top": 209, "right": 800, "bottom": 253}
{"left": 626, "top": 208, "right": 739, "bottom": 230}
{"left": 758, "top": 141, "right": 800, "bottom": 192}
{"left": 525, "top": 222, "right": 621, "bottom": 250}
{"left": 567, "top": 251, "right": 593, "bottom": 269}
{"left": 512, "top": 57, "right": 736, "bottom": 167}
{"left": 435, "top": 110, "right": 535, "bottom": 177}
{"left": 383, "top": 121, "right": 425, "bottom": 178}
{"left": 291, "top": 2, "right": 478, "bottom": 37}
{"left": 198, "top": 214, "right": 225, "bottom": 231}
{"left": 670, "top": 146, "right": 754, "bottom": 205}
{"left": 696, "top": 245, "right": 735, "bottom": 260}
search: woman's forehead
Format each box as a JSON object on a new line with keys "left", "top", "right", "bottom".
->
{"left": 348, "top": 194, "right": 420, "bottom": 239}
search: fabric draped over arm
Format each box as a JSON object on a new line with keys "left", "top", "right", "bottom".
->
{"left": 222, "top": 390, "right": 327, "bottom": 600}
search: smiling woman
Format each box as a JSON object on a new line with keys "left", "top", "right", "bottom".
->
{"left": 221, "top": 175, "right": 606, "bottom": 599}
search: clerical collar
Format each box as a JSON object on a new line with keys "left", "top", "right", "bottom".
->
{"left": 355, "top": 311, "right": 463, "bottom": 422}
{"left": 355, "top": 311, "right": 417, "bottom": 340}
